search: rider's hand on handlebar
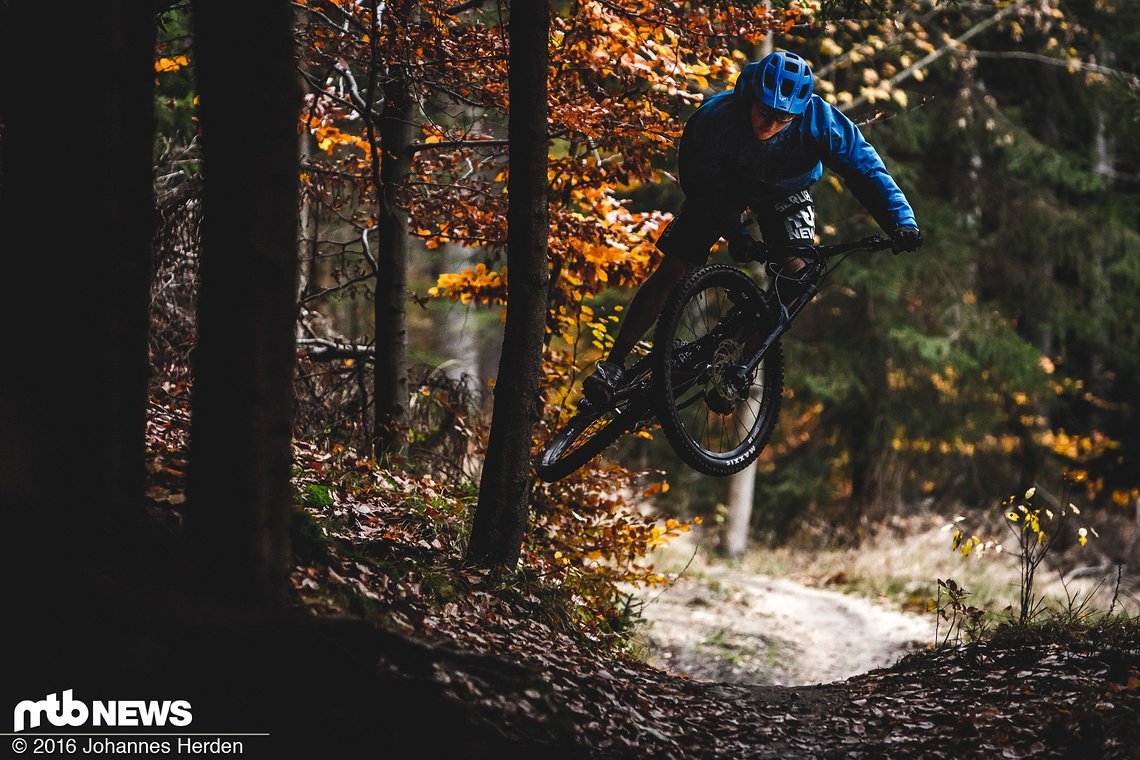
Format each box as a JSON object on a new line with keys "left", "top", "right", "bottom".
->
{"left": 890, "top": 226, "right": 923, "bottom": 254}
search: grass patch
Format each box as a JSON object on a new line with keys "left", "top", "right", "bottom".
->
{"left": 987, "top": 613, "right": 1140, "bottom": 650}
{"left": 699, "top": 628, "right": 743, "bottom": 664}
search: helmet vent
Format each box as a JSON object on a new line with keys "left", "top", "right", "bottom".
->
{"left": 752, "top": 50, "right": 814, "bottom": 116}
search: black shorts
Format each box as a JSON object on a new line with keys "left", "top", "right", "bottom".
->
{"left": 655, "top": 188, "right": 816, "bottom": 266}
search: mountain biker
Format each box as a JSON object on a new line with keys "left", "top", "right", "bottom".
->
{"left": 582, "top": 50, "right": 922, "bottom": 404}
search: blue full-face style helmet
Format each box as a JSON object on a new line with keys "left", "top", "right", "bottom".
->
{"left": 749, "top": 50, "right": 814, "bottom": 116}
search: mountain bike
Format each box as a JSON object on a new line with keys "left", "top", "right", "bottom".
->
{"left": 535, "top": 234, "right": 896, "bottom": 483}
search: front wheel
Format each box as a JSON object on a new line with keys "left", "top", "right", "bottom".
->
{"left": 652, "top": 264, "right": 784, "bottom": 476}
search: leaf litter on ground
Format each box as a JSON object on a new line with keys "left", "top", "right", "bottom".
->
{"left": 143, "top": 402, "right": 1140, "bottom": 757}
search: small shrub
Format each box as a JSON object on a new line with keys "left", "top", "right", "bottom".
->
{"left": 947, "top": 482, "right": 1099, "bottom": 626}
{"left": 932, "top": 577, "right": 989, "bottom": 646}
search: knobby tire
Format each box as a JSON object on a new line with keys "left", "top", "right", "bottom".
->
{"left": 652, "top": 264, "right": 784, "bottom": 477}
{"left": 535, "top": 363, "right": 652, "bottom": 482}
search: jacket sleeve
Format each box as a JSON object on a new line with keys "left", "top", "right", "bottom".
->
{"left": 820, "top": 104, "right": 917, "bottom": 231}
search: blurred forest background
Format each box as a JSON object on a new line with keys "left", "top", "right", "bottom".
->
{"left": 148, "top": 0, "right": 1140, "bottom": 562}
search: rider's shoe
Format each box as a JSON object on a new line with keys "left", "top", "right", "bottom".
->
{"left": 582, "top": 360, "right": 625, "bottom": 404}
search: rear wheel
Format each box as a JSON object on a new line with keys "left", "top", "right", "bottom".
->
{"left": 535, "top": 361, "right": 651, "bottom": 483}
{"left": 652, "top": 265, "right": 783, "bottom": 476}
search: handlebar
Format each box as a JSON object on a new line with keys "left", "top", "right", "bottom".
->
{"left": 816, "top": 234, "right": 893, "bottom": 259}
{"left": 748, "top": 234, "right": 893, "bottom": 263}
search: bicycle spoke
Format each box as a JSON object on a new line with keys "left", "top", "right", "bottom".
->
{"left": 674, "top": 386, "right": 705, "bottom": 412}
{"left": 654, "top": 264, "right": 784, "bottom": 475}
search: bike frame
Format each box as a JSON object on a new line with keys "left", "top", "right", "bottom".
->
{"left": 538, "top": 234, "right": 897, "bottom": 481}
{"left": 741, "top": 235, "right": 893, "bottom": 379}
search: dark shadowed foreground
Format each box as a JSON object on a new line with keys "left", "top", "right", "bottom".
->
{"left": 11, "top": 408, "right": 1133, "bottom": 758}
{"left": 14, "top": 554, "right": 1135, "bottom": 758}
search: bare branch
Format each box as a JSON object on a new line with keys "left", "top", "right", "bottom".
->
{"left": 298, "top": 67, "right": 372, "bottom": 119}
{"left": 841, "top": 0, "right": 1031, "bottom": 113}
{"left": 409, "top": 138, "right": 509, "bottom": 154}
{"left": 852, "top": 95, "right": 933, "bottom": 128}
{"left": 957, "top": 49, "right": 1140, "bottom": 91}
{"left": 444, "top": 0, "right": 486, "bottom": 13}
{"left": 292, "top": 1, "right": 368, "bottom": 35}
{"left": 298, "top": 338, "right": 375, "bottom": 363}
{"left": 359, "top": 226, "right": 380, "bottom": 273}
{"left": 300, "top": 272, "right": 375, "bottom": 305}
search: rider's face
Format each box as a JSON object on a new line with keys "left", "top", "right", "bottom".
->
{"left": 751, "top": 101, "right": 794, "bottom": 141}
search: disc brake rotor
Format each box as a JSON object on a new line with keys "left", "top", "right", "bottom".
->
{"left": 706, "top": 339, "right": 746, "bottom": 414}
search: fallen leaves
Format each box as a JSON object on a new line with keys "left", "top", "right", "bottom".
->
{"left": 143, "top": 393, "right": 1138, "bottom": 757}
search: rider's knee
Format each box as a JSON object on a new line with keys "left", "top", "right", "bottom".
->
{"left": 656, "top": 252, "right": 696, "bottom": 282}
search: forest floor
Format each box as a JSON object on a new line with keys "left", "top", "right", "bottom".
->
{"left": 136, "top": 408, "right": 1139, "bottom": 756}
{"left": 347, "top": 516, "right": 1140, "bottom": 758}
{"left": 122, "top": 396, "right": 1140, "bottom": 756}
{"left": 629, "top": 513, "right": 1135, "bottom": 688}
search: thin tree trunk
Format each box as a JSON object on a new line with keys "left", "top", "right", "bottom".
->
{"left": 721, "top": 28, "right": 773, "bottom": 560}
{"left": 298, "top": 128, "right": 320, "bottom": 306}
{"left": 466, "top": 0, "right": 550, "bottom": 567}
{"left": 721, "top": 396, "right": 759, "bottom": 558}
{"left": 188, "top": 0, "right": 301, "bottom": 607}
{"left": 374, "top": 61, "right": 414, "bottom": 457}
{"left": 1087, "top": 78, "right": 1114, "bottom": 398}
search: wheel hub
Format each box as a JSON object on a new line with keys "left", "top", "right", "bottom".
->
{"left": 706, "top": 340, "right": 753, "bottom": 414}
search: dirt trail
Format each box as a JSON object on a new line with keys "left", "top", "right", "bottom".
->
{"left": 636, "top": 563, "right": 933, "bottom": 686}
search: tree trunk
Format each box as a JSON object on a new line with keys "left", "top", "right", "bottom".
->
{"left": 721, "top": 414, "right": 758, "bottom": 558}
{"left": 1087, "top": 80, "right": 1114, "bottom": 398}
{"left": 848, "top": 298, "right": 896, "bottom": 521}
{"left": 298, "top": 128, "right": 320, "bottom": 306}
{"left": 466, "top": 0, "right": 550, "bottom": 567}
{"left": 1, "top": 0, "right": 154, "bottom": 541}
{"left": 721, "top": 28, "right": 773, "bottom": 559}
{"left": 188, "top": 0, "right": 301, "bottom": 607}
{"left": 0, "top": 1, "right": 154, "bottom": 563}
{"left": 1, "top": 0, "right": 156, "bottom": 695}
{"left": 374, "top": 50, "right": 414, "bottom": 457}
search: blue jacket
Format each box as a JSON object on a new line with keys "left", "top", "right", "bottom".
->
{"left": 678, "top": 68, "right": 917, "bottom": 236}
